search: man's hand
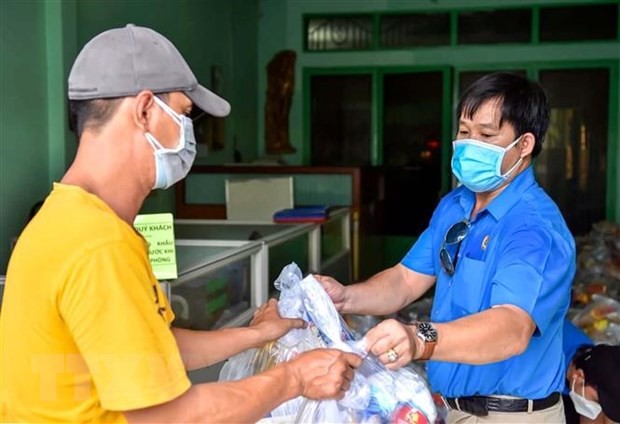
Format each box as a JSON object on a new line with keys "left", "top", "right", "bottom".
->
{"left": 287, "top": 348, "right": 362, "bottom": 400}
{"left": 250, "top": 298, "right": 306, "bottom": 343}
{"left": 363, "top": 319, "right": 421, "bottom": 369}
{"left": 314, "top": 274, "right": 348, "bottom": 312}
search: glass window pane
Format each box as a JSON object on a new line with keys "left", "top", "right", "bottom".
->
{"left": 306, "top": 16, "right": 373, "bottom": 51}
{"left": 540, "top": 4, "right": 618, "bottom": 42}
{"left": 537, "top": 69, "right": 610, "bottom": 235}
{"left": 458, "top": 9, "right": 531, "bottom": 44}
{"left": 310, "top": 75, "right": 372, "bottom": 166}
{"left": 171, "top": 258, "right": 251, "bottom": 330}
{"left": 382, "top": 71, "right": 444, "bottom": 235}
{"left": 380, "top": 13, "right": 450, "bottom": 47}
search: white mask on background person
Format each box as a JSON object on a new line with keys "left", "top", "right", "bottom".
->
{"left": 144, "top": 96, "right": 197, "bottom": 190}
{"left": 570, "top": 377, "right": 602, "bottom": 420}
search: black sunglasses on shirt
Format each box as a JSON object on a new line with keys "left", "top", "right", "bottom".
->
{"left": 439, "top": 220, "right": 470, "bottom": 276}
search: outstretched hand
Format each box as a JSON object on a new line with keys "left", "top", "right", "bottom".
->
{"left": 288, "top": 348, "right": 363, "bottom": 400}
{"left": 314, "top": 274, "right": 347, "bottom": 312}
{"left": 363, "top": 319, "right": 420, "bottom": 370}
{"left": 250, "top": 298, "right": 306, "bottom": 343}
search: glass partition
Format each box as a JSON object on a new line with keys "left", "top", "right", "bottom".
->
{"left": 174, "top": 221, "right": 318, "bottom": 297}
{"left": 170, "top": 240, "right": 263, "bottom": 331}
{"left": 171, "top": 256, "right": 252, "bottom": 330}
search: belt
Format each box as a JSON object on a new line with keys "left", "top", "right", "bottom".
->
{"left": 444, "top": 392, "right": 560, "bottom": 416}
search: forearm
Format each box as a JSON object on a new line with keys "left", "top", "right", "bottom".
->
{"left": 429, "top": 305, "right": 535, "bottom": 364}
{"left": 125, "top": 362, "right": 300, "bottom": 423}
{"left": 343, "top": 264, "right": 434, "bottom": 316}
{"left": 172, "top": 326, "right": 264, "bottom": 370}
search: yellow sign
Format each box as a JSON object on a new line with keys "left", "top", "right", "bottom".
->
{"left": 134, "top": 213, "right": 177, "bottom": 280}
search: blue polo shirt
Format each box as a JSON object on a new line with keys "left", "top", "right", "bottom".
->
{"left": 402, "top": 166, "right": 575, "bottom": 399}
{"left": 562, "top": 319, "right": 593, "bottom": 395}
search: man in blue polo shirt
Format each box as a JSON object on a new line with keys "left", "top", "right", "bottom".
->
{"left": 316, "top": 72, "right": 575, "bottom": 422}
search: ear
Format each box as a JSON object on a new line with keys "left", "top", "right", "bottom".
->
{"left": 574, "top": 368, "right": 586, "bottom": 383}
{"left": 570, "top": 368, "right": 586, "bottom": 392}
{"left": 518, "top": 132, "right": 536, "bottom": 158}
{"left": 133, "top": 90, "right": 156, "bottom": 132}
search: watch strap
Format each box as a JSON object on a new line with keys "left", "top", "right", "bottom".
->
{"left": 413, "top": 321, "right": 437, "bottom": 361}
{"left": 419, "top": 338, "right": 436, "bottom": 360}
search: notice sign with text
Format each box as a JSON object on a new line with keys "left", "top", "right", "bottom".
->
{"left": 134, "top": 213, "right": 177, "bottom": 280}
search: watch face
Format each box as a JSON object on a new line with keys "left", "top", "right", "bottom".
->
{"left": 417, "top": 322, "right": 438, "bottom": 342}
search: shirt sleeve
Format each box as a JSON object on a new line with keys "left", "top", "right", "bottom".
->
{"left": 59, "top": 241, "right": 191, "bottom": 411}
{"left": 562, "top": 319, "right": 593, "bottom": 363}
{"left": 401, "top": 227, "right": 435, "bottom": 276}
{"left": 490, "top": 226, "right": 572, "bottom": 337}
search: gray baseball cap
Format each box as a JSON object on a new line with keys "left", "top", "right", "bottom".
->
{"left": 68, "top": 24, "right": 230, "bottom": 117}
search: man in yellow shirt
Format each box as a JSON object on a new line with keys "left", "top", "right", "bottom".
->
{"left": 0, "top": 24, "right": 361, "bottom": 423}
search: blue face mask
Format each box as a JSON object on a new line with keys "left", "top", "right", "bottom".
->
{"left": 144, "top": 97, "right": 197, "bottom": 190}
{"left": 451, "top": 136, "right": 522, "bottom": 193}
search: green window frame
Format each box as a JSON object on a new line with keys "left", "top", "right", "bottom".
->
{"left": 303, "top": 1, "right": 620, "bottom": 52}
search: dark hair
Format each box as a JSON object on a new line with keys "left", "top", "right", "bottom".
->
{"left": 457, "top": 73, "right": 550, "bottom": 157}
{"left": 573, "top": 344, "right": 594, "bottom": 368}
{"left": 68, "top": 93, "right": 170, "bottom": 139}
{"left": 68, "top": 97, "right": 123, "bottom": 139}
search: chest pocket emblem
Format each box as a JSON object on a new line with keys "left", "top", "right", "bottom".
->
{"left": 481, "top": 235, "right": 491, "bottom": 251}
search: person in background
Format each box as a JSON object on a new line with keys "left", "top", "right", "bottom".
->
{"left": 0, "top": 24, "right": 361, "bottom": 423}
{"left": 316, "top": 72, "right": 575, "bottom": 423}
{"left": 563, "top": 319, "right": 595, "bottom": 424}
{"left": 563, "top": 320, "right": 620, "bottom": 424}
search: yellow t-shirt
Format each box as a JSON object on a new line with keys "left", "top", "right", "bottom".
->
{"left": 1, "top": 183, "right": 190, "bottom": 423}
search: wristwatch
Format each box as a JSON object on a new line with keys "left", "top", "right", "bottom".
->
{"left": 413, "top": 322, "right": 438, "bottom": 360}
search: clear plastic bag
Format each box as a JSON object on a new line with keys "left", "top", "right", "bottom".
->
{"left": 220, "top": 263, "right": 438, "bottom": 423}
{"left": 572, "top": 294, "right": 620, "bottom": 344}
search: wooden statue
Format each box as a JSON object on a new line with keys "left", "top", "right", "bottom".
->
{"left": 265, "top": 50, "right": 297, "bottom": 154}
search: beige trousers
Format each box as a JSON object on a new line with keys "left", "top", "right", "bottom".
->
{"left": 447, "top": 397, "right": 565, "bottom": 424}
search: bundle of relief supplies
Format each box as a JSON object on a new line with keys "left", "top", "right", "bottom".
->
{"left": 568, "top": 221, "right": 620, "bottom": 344}
{"left": 571, "top": 221, "right": 620, "bottom": 306}
{"left": 572, "top": 294, "right": 620, "bottom": 344}
{"left": 219, "top": 263, "right": 437, "bottom": 424}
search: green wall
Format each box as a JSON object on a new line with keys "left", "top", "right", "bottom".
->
{"left": 0, "top": 0, "right": 258, "bottom": 274}
{"left": 0, "top": 1, "right": 55, "bottom": 275}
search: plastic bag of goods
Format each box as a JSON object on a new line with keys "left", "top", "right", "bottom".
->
{"left": 572, "top": 294, "right": 620, "bottom": 344}
{"left": 220, "top": 263, "right": 437, "bottom": 424}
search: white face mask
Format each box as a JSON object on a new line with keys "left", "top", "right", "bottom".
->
{"left": 144, "top": 96, "right": 197, "bottom": 190}
{"left": 570, "top": 377, "right": 602, "bottom": 420}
